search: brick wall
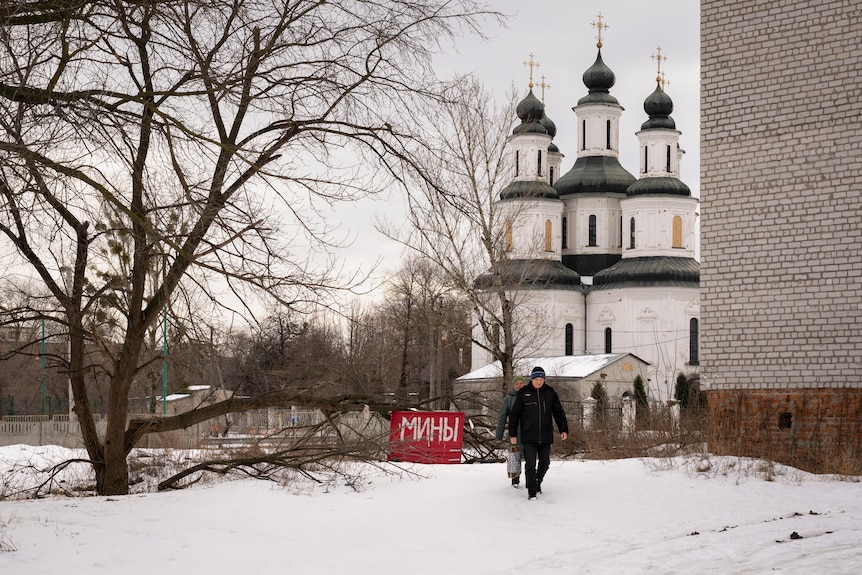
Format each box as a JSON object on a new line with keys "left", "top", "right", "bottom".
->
{"left": 707, "top": 388, "right": 862, "bottom": 472}
{"left": 701, "top": 1, "right": 862, "bottom": 470}
{"left": 701, "top": 3, "right": 862, "bottom": 390}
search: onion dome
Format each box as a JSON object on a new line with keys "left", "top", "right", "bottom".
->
{"left": 512, "top": 90, "right": 548, "bottom": 135}
{"left": 539, "top": 112, "right": 557, "bottom": 138}
{"left": 578, "top": 51, "right": 619, "bottom": 106}
{"left": 474, "top": 259, "right": 581, "bottom": 290}
{"left": 592, "top": 256, "right": 699, "bottom": 289}
{"left": 540, "top": 112, "right": 559, "bottom": 153}
{"left": 554, "top": 156, "right": 636, "bottom": 196}
{"left": 641, "top": 85, "right": 676, "bottom": 130}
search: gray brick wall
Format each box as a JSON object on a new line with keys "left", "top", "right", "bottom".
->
{"left": 701, "top": 0, "right": 862, "bottom": 390}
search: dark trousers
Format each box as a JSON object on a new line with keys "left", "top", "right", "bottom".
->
{"left": 521, "top": 442, "right": 551, "bottom": 490}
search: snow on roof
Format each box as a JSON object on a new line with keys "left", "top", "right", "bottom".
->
{"left": 457, "top": 353, "right": 640, "bottom": 381}
{"left": 158, "top": 393, "right": 191, "bottom": 402}
{"left": 187, "top": 385, "right": 211, "bottom": 391}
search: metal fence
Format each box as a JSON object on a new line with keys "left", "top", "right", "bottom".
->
{"left": 0, "top": 401, "right": 690, "bottom": 449}
{"left": 0, "top": 408, "right": 390, "bottom": 450}
{"left": 460, "top": 397, "right": 683, "bottom": 436}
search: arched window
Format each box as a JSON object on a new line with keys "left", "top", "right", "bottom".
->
{"left": 505, "top": 220, "right": 513, "bottom": 252}
{"left": 689, "top": 318, "right": 699, "bottom": 365}
{"left": 561, "top": 216, "right": 568, "bottom": 249}
{"left": 629, "top": 217, "right": 636, "bottom": 249}
{"left": 537, "top": 150, "right": 542, "bottom": 176}
{"left": 672, "top": 216, "right": 683, "bottom": 248}
{"left": 514, "top": 150, "right": 519, "bottom": 177}
{"left": 550, "top": 166, "right": 555, "bottom": 186}
{"left": 588, "top": 214, "right": 597, "bottom": 247}
{"left": 604, "top": 327, "right": 612, "bottom": 354}
{"left": 643, "top": 146, "right": 648, "bottom": 172}
{"left": 565, "top": 323, "right": 574, "bottom": 355}
{"left": 544, "top": 219, "right": 552, "bottom": 252}
{"left": 606, "top": 120, "right": 611, "bottom": 149}
{"left": 666, "top": 144, "right": 672, "bottom": 173}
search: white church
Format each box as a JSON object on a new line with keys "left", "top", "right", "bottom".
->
{"left": 467, "top": 40, "right": 700, "bottom": 402}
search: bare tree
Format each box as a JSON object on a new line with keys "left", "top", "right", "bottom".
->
{"left": 338, "top": 256, "right": 472, "bottom": 407}
{"left": 379, "top": 78, "right": 552, "bottom": 392}
{"left": 0, "top": 0, "right": 497, "bottom": 495}
{"left": 342, "top": 258, "right": 438, "bottom": 402}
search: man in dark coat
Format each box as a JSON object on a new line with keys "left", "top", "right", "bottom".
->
{"left": 508, "top": 366, "right": 569, "bottom": 500}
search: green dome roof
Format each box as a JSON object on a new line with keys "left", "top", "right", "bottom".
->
{"left": 554, "top": 155, "right": 636, "bottom": 196}
{"left": 474, "top": 259, "right": 581, "bottom": 290}
{"left": 593, "top": 256, "right": 699, "bottom": 289}
{"left": 626, "top": 176, "right": 691, "bottom": 196}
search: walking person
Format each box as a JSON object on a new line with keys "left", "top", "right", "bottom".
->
{"left": 495, "top": 376, "right": 527, "bottom": 487}
{"left": 508, "top": 366, "right": 569, "bottom": 500}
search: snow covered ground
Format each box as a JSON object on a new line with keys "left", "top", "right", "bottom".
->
{"left": 1, "top": 445, "right": 861, "bottom": 574}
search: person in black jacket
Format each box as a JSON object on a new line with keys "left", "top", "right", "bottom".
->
{"left": 508, "top": 366, "right": 569, "bottom": 500}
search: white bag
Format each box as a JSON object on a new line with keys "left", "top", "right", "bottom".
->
{"left": 506, "top": 445, "right": 520, "bottom": 478}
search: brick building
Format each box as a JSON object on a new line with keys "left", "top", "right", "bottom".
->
{"left": 701, "top": 1, "right": 862, "bottom": 471}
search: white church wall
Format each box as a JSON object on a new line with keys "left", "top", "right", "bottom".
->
{"left": 635, "top": 128, "right": 683, "bottom": 177}
{"left": 469, "top": 287, "right": 585, "bottom": 371}
{"left": 562, "top": 194, "right": 624, "bottom": 257}
{"left": 514, "top": 289, "right": 585, "bottom": 358}
{"left": 510, "top": 132, "right": 553, "bottom": 181}
{"left": 622, "top": 195, "right": 699, "bottom": 258}
{"left": 498, "top": 198, "right": 562, "bottom": 260}
{"left": 575, "top": 103, "right": 623, "bottom": 156}
{"left": 587, "top": 285, "right": 699, "bottom": 401}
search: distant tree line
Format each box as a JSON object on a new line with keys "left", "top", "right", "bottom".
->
{"left": 0, "top": 258, "right": 472, "bottom": 416}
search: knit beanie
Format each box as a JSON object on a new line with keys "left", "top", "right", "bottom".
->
{"left": 530, "top": 366, "right": 546, "bottom": 380}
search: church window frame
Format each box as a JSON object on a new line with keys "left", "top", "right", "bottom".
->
{"left": 629, "top": 217, "right": 636, "bottom": 249}
{"left": 565, "top": 323, "right": 574, "bottom": 356}
{"left": 606, "top": 120, "right": 611, "bottom": 149}
{"left": 619, "top": 215, "right": 623, "bottom": 248}
{"left": 689, "top": 318, "right": 700, "bottom": 365}
{"left": 544, "top": 219, "right": 552, "bottom": 252}
{"left": 588, "top": 214, "right": 597, "bottom": 247}
{"left": 672, "top": 215, "right": 683, "bottom": 248}
{"left": 581, "top": 119, "right": 586, "bottom": 150}
{"left": 604, "top": 327, "right": 612, "bottom": 354}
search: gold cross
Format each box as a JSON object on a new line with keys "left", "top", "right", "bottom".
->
{"left": 592, "top": 12, "right": 609, "bottom": 49}
{"left": 651, "top": 46, "right": 667, "bottom": 86}
{"left": 523, "top": 52, "right": 540, "bottom": 89}
{"left": 661, "top": 71, "right": 671, "bottom": 90}
{"left": 539, "top": 75, "right": 551, "bottom": 104}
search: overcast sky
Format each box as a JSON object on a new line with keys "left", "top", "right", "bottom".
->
{"left": 335, "top": 0, "right": 702, "bottom": 300}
